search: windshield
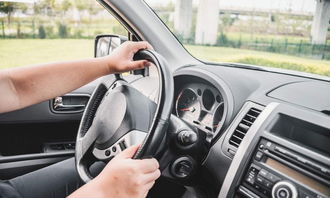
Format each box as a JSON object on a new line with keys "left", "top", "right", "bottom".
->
{"left": 144, "top": 0, "right": 330, "bottom": 77}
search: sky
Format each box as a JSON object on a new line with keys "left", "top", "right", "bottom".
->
{"left": 145, "top": 0, "right": 316, "bottom": 14}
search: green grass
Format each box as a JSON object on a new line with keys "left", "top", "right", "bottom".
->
{"left": 0, "top": 39, "right": 329, "bottom": 77}
{"left": 0, "top": 39, "right": 94, "bottom": 68}
{"left": 223, "top": 32, "right": 311, "bottom": 44}
{"left": 0, "top": 17, "right": 126, "bottom": 39}
{"left": 185, "top": 45, "right": 330, "bottom": 77}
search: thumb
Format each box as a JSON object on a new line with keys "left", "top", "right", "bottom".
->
{"left": 117, "top": 144, "right": 140, "bottom": 159}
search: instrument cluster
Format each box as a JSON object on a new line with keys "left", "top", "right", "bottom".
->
{"left": 175, "top": 83, "right": 226, "bottom": 138}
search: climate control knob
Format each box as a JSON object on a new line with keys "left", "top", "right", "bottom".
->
{"left": 272, "top": 181, "right": 298, "bottom": 198}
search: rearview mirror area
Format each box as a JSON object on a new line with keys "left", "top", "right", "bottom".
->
{"left": 94, "top": 34, "right": 128, "bottom": 58}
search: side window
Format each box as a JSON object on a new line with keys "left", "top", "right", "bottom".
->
{"left": 0, "top": 0, "right": 127, "bottom": 69}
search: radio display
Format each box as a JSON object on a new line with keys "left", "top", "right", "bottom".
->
{"left": 266, "top": 158, "right": 330, "bottom": 196}
{"left": 268, "top": 114, "right": 330, "bottom": 157}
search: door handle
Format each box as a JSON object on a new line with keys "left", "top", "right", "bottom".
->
{"left": 52, "top": 95, "right": 89, "bottom": 113}
{"left": 54, "top": 103, "right": 86, "bottom": 111}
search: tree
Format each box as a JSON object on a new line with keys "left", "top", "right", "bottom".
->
{"left": 0, "top": 2, "right": 15, "bottom": 25}
{"left": 38, "top": 25, "right": 46, "bottom": 38}
{"left": 61, "top": 0, "right": 72, "bottom": 16}
{"left": 75, "top": 0, "right": 87, "bottom": 12}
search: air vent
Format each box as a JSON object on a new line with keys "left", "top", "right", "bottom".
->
{"left": 229, "top": 108, "right": 262, "bottom": 148}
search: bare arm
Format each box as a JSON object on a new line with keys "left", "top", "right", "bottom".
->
{"left": 0, "top": 41, "right": 152, "bottom": 113}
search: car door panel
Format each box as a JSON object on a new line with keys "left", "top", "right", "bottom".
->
{"left": 0, "top": 81, "right": 97, "bottom": 179}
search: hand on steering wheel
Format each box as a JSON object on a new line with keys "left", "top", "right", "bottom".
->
{"left": 75, "top": 49, "right": 174, "bottom": 183}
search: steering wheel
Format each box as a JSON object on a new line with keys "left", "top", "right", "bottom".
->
{"left": 75, "top": 50, "right": 174, "bottom": 183}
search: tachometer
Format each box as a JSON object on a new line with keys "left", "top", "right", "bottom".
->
{"left": 176, "top": 89, "right": 201, "bottom": 122}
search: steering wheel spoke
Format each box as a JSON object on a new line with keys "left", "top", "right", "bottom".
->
{"left": 76, "top": 125, "right": 99, "bottom": 160}
{"left": 92, "top": 130, "right": 147, "bottom": 160}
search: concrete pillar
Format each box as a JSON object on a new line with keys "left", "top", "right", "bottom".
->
{"left": 311, "top": 0, "right": 330, "bottom": 44}
{"left": 195, "top": 0, "right": 219, "bottom": 45}
{"left": 174, "top": 0, "right": 193, "bottom": 40}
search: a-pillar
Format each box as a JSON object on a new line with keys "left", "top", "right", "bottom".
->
{"left": 174, "top": 0, "right": 193, "bottom": 40}
{"left": 311, "top": 0, "right": 330, "bottom": 44}
{"left": 195, "top": 0, "right": 219, "bottom": 45}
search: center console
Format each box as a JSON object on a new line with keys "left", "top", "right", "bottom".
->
{"left": 218, "top": 102, "right": 330, "bottom": 198}
{"left": 240, "top": 138, "right": 329, "bottom": 198}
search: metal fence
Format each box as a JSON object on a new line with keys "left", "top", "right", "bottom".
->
{"left": 217, "top": 37, "right": 330, "bottom": 60}
{"left": 2, "top": 20, "right": 330, "bottom": 61}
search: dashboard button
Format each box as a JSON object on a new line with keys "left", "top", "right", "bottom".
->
{"left": 246, "top": 176, "right": 255, "bottom": 185}
{"left": 256, "top": 176, "right": 264, "bottom": 184}
{"left": 255, "top": 151, "right": 263, "bottom": 161}
{"left": 262, "top": 189, "right": 269, "bottom": 196}
{"left": 246, "top": 167, "right": 258, "bottom": 185}
{"left": 228, "top": 149, "right": 236, "bottom": 156}
{"left": 266, "top": 172, "right": 280, "bottom": 183}
{"left": 258, "top": 169, "right": 268, "bottom": 177}
{"left": 263, "top": 180, "right": 273, "bottom": 188}
{"left": 171, "top": 157, "right": 194, "bottom": 178}
{"left": 277, "top": 187, "right": 290, "bottom": 198}
{"left": 105, "top": 149, "right": 111, "bottom": 156}
{"left": 300, "top": 191, "right": 315, "bottom": 198}
{"left": 254, "top": 184, "right": 261, "bottom": 190}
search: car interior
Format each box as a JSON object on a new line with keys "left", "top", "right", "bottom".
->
{"left": 0, "top": 0, "right": 329, "bottom": 198}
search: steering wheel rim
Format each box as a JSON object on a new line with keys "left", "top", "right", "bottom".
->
{"left": 75, "top": 50, "right": 174, "bottom": 183}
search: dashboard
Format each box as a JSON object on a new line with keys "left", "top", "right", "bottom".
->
{"left": 1, "top": 59, "right": 329, "bottom": 198}
{"left": 172, "top": 65, "right": 330, "bottom": 198}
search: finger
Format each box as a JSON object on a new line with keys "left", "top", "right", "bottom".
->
{"left": 128, "top": 60, "right": 150, "bottom": 71}
{"left": 139, "top": 182, "right": 155, "bottom": 198}
{"left": 132, "top": 41, "right": 154, "bottom": 52}
{"left": 140, "top": 169, "right": 161, "bottom": 184}
{"left": 136, "top": 158, "right": 159, "bottom": 173}
{"left": 143, "top": 191, "right": 148, "bottom": 198}
{"left": 117, "top": 144, "right": 140, "bottom": 159}
{"left": 143, "top": 42, "right": 154, "bottom": 50}
{"left": 142, "top": 180, "right": 156, "bottom": 192}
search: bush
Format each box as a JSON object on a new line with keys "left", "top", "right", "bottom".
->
{"left": 216, "top": 32, "right": 237, "bottom": 47}
{"left": 45, "top": 26, "right": 54, "bottom": 38}
{"left": 235, "top": 57, "right": 330, "bottom": 77}
{"left": 58, "top": 24, "right": 68, "bottom": 38}
{"left": 38, "top": 25, "right": 46, "bottom": 39}
{"left": 217, "top": 32, "right": 228, "bottom": 46}
{"left": 112, "top": 25, "right": 127, "bottom": 36}
{"left": 73, "top": 29, "right": 83, "bottom": 38}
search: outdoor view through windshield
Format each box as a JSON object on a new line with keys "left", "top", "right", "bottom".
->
{"left": 145, "top": 0, "right": 330, "bottom": 77}
{"left": 0, "top": 0, "right": 329, "bottom": 77}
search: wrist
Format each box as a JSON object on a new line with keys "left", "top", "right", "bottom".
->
{"left": 98, "top": 55, "right": 115, "bottom": 75}
{"left": 68, "top": 180, "right": 105, "bottom": 198}
{"left": 93, "top": 175, "right": 117, "bottom": 198}
{"left": 86, "top": 179, "right": 110, "bottom": 198}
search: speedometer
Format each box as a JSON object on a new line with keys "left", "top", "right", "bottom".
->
{"left": 176, "top": 89, "right": 201, "bottom": 122}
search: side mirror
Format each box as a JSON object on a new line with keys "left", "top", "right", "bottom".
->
{"left": 94, "top": 34, "right": 128, "bottom": 58}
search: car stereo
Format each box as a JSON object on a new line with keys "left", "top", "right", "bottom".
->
{"left": 237, "top": 138, "right": 330, "bottom": 198}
